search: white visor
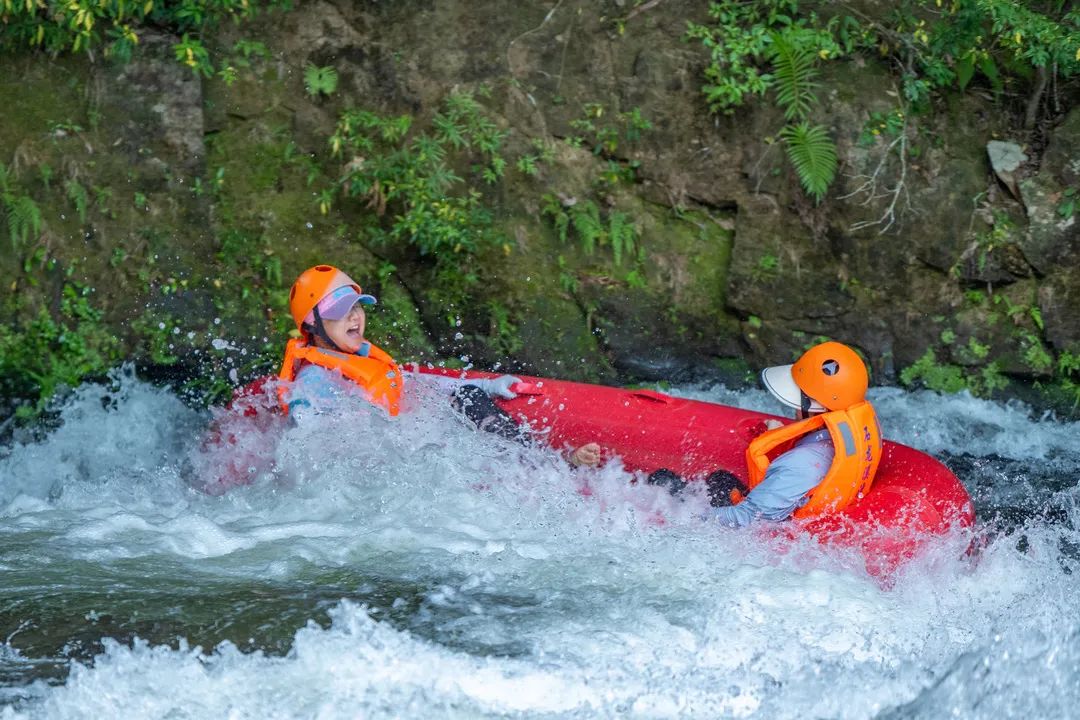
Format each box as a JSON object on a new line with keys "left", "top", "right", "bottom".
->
{"left": 761, "top": 364, "right": 826, "bottom": 412}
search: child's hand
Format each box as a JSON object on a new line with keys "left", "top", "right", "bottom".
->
{"left": 570, "top": 442, "right": 602, "bottom": 467}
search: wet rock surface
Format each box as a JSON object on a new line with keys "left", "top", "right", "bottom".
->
{"left": 1, "top": 0, "right": 1078, "bottom": 413}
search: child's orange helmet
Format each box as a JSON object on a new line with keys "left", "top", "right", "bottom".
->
{"left": 288, "top": 264, "right": 362, "bottom": 330}
{"left": 762, "top": 341, "right": 869, "bottom": 412}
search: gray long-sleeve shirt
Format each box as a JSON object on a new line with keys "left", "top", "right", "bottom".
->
{"left": 710, "top": 428, "right": 834, "bottom": 527}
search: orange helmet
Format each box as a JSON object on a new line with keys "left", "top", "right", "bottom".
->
{"left": 288, "top": 264, "right": 371, "bottom": 330}
{"left": 761, "top": 341, "right": 868, "bottom": 412}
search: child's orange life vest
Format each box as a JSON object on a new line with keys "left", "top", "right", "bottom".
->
{"left": 745, "top": 401, "right": 883, "bottom": 519}
{"left": 277, "top": 338, "right": 403, "bottom": 416}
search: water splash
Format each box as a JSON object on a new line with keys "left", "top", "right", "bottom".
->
{"left": 1, "top": 372, "right": 1078, "bottom": 718}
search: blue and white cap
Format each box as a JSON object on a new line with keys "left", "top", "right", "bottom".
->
{"left": 307, "top": 284, "right": 376, "bottom": 323}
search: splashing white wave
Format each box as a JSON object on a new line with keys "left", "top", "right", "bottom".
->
{"left": 672, "top": 384, "right": 1080, "bottom": 461}
{"left": 1, "top": 371, "right": 1078, "bottom": 719}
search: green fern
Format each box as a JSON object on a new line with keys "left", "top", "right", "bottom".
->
{"left": 780, "top": 122, "right": 837, "bottom": 203}
{"left": 608, "top": 211, "right": 636, "bottom": 266}
{"left": 303, "top": 64, "right": 338, "bottom": 97}
{"left": 542, "top": 195, "right": 640, "bottom": 265}
{"left": 540, "top": 193, "right": 571, "bottom": 244}
{"left": 7, "top": 195, "right": 42, "bottom": 248}
{"left": 571, "top": 201, "right": 604, "bottom": 256}
{"left": 769, "top": 31, "right": 820, "bottom": 122}
{"left": 65, "top": 179, "right": 89, "bottom": 223}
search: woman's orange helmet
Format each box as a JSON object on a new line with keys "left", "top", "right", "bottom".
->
{"left": 762, "top": 341, "right": 868, "bottom": 412}
{"left": 288, "top": 264, "right": 362, "bottom": 330}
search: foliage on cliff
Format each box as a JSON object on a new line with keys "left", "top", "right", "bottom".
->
{"left": 0, "top": 0, "right": 1079, "bottom": 425}
{"left": 0, "top": 0, "right": 287, "bottom": 77}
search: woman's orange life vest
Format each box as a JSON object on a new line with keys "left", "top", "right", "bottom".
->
{"left": 277, "top": 338, "right": 403, "bottom": 416}
{"left": 745, "top": 401, "right": 883, "bottom": 519}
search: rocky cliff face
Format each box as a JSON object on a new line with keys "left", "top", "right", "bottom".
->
{"left": 1, "top": 0, "right": 1077, "bottom": 417}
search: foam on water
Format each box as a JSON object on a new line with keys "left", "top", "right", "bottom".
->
{"left": 1, "top": 370, "right": 1079, "bottom": 719}
{"left": 672, "top": 384, "right": 1080, "bottom": 461}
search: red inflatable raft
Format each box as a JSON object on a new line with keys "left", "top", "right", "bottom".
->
{"left": 209, "top": 366, "right": 976, "bottom": 579}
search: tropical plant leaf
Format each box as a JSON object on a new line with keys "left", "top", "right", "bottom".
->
{"left": 540, "top": 193, "right": 570, "bottom": 244}
{"left": 768, "top": 31, "right": 819, "bottom": 122}
{"left": 608, "top": 211, "right": 635, "bottom": 266}
{"left": 8, "top": 195, "right": 42, "bottom": 248}
{"left": 955, "top": 54, "right": 976, "bottom": 90}
{"left": 979, "top": 55, "right": 1002, "bottom": 93}
{"left": 303, "top": 64, "right": 338, "bottom": 96}
{"left": 780, "top": 122, "right": 837, "bottom": 203}
{"left": 571, "top": 201, "right": 604, "bottom": 256}
{"left": 433, "top": 114, "right": 466, "bottom": 149}
{"left": 65, "top": 179, "right": 88, "bottom": 224}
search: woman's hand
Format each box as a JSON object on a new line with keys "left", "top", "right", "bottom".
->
{"left": 570, "top": 442, "right": 602, "bottom": 467}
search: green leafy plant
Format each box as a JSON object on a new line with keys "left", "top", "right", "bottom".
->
{"left": 516, "top": 139, "right": 556, "bottom": 177}
{"left": 556, "top": 255, "right": 579, "bottom": 294}
{"left": 966, "top": 337, "right": 990, "bottom": 360}
{"left": 174, "top": 33, "right": 213, "bottom": 77}
{"left": 0, "top": 164, "right": 42, "bottom": 249}
{"left": 541, "top": 195, "right": 639, "bottom": 266}
{"left": 751, "top": 253, "right": 780, "bottom": 283}
{"left": 38, "top": 163, "right": 53, "bottom": 190}
{"left": 516, "top": 155, "right": 540, "bottom": 177}
{"left": 901, "top": 348, "right": 1008, "bottom": 396}
{"left": 1060, "top": 351, "right": 1080, "bottom": 377}
{"left": 686, "top": 1, "right": 853, "bottom": 115}
{"left": 779, "top": 122, "right": 837, "bottom": 202}
{"left": 567, "top": 103, "right": 652, "bottom": 167}
{"left": 65, "top": 179, "right": 89, "bottom": 224}
{"left": 625, "top": 268, "right": 648, "bottom": 289}
{"left": 132, "top": 312, "right": 180, "bottom": 365}
{"left": 1059, "top": 187, "right": 1078, "bottom": 218}
{"left": 769, "top": 30, "right": 821, "bottom": 121}
{"left": 216, "top": 39, "right": 271, "bottom": 85}
{"left": 0, "top": 0, "right": 289, "bottom": 76}
{"left": 304, "top": 64, "right": 338, "bottom": 96}
{"left": 233, "top": 39, "right": 270, "bottom": 62}
{"left": 483, "top": 301, "right": 524, "bottom": 357}
{"left": 688, "top": 5, "right": 845, "bottom": 203}
{"left": 858, "top": 109, "right": 906, "bottom": 146}
{"left": 1021, "top": 332, "right": 1054, "bottom": 373}
{"left": 0, "top": 278, "right": 122, "bottom": 421}
{"left": 881, "top": 1, "right": 1079, "bottom": 122}
{"left": 94, "top": 185, "right": 114, "bottom": 217}
{"left": 328, "top": 91, "right": 506, "bottom": 261}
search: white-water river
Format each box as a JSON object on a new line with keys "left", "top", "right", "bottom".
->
{"left": 1, "top": 369, "right": 1078, "bottom": 719}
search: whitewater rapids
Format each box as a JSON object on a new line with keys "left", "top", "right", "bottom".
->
{"left": 1, "top": 369, "right": 1078, "bottom": 719}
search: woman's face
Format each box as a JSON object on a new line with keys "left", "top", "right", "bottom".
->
{"left": 321, "top": 303, "right": 366, "bottom": 353}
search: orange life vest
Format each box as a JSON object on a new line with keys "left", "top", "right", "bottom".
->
{"left": 745, "top": 401, "right": 882, "bottom": 519}
{"left": 277, "top": 338, "right": 403, "bottom": 416}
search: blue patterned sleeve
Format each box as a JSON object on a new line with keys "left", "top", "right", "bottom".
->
{"left": 710, "top": 439, "right": 834, "bottom": 527}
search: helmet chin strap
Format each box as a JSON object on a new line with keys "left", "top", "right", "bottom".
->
{"left": 311, "top": 305, "right": 346, "bottom": 353}
{"left": 800, "top": 390, "right": 815, "bottom": 415}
